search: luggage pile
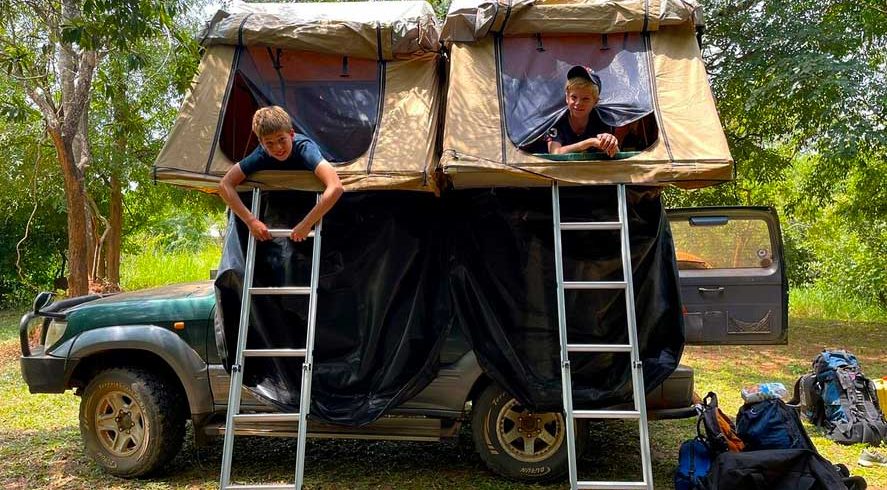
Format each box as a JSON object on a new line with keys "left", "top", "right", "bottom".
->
{"left": 676, "top": 372, "right": 877, "bottom": 490}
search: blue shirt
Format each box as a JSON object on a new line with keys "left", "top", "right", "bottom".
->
{"left": 238, "top": 134, "right": 324, "bottom": 176}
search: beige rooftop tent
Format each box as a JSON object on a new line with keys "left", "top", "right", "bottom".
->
{"left": 439, "top": 0, "right": 734, "bottom": 188}
{"left": 154, "top": 0, "right": 733, "bottom": 192}
{"left": 154, "top": 1, "right": 442, "bottom": 192}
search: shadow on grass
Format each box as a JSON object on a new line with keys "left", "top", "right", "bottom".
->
{"left": 0, "top": 421, "right": 696, "bottom": 489}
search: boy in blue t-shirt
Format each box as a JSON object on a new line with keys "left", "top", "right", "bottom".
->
{"left": 219, "top": 106, "right": 344, "bottom": 242}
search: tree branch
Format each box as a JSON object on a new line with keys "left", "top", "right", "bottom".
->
{"left": 15, "top": 141, "right": 43, "bottom": 286}
{"left": 25, "top": 86, "right": 61, "bottom": 129}
{"left": 62, "top": 49, "right": 96, "bottom": 140}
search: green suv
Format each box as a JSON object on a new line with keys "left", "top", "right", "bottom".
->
{"left": 19, "top": 207, "right": 786, "bottom": 482}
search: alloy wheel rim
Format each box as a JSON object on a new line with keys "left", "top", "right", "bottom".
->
{"left": 94, "top": 390, "right": 148, "bottom": 458}
{"left": 495, "top": 398, "right": 564, "bottom": 463}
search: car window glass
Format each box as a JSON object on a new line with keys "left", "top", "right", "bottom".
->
{"left": 670, "top": 217, "right": 774, "bottom": 270}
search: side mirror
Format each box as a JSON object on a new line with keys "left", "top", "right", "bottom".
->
{"left": 33, "top": 291, "right": 54, "bottom": 314}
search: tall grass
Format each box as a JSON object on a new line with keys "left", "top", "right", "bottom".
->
{"left": 790, "top": 283, "right": 887, "bottom": 323}
{"left": 120, "top": 242, "right": 221, "bottom": 291}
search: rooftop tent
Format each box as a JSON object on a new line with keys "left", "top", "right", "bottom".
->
{"left": 153, "top": 1, "right": 442, "bottom": 192}
{"left": 439, "top": 0, "right": 734, "bottom": 188}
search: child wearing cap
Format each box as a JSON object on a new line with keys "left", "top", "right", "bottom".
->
{"left": 546, "top": 66, "right": 620, "bottom": 157}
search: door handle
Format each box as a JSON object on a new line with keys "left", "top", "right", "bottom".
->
{"left": 698, "top": 286, "right": 725, "bottom": 294}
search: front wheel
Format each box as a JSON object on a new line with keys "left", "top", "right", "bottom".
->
{"left": 79, "top": 367, "right": 186, "bottom": 477}
{"left": 471, "top": 383, "right": 587, "bottom": 482}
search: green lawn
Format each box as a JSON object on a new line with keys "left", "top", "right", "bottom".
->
{"left": 1, "top": 307, "right": 884, "bottom": 489}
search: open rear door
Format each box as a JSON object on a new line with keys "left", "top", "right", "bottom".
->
{"left": 667, "top": 207, "right": 788, "bottom": 345}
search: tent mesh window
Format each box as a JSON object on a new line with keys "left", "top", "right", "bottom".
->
{"left": 499, "top": 33, "right": 659, "bottom": 156}
{"left": 219, "top": 47, "right": 382, "bottom": 164}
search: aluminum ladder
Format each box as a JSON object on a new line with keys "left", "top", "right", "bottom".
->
{"left": 220, "top": 188, "right": 323, "bottom": 490}
{"left": 551, "top": 183, "right": 654, "bottom": 490}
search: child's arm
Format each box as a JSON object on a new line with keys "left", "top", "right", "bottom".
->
{"left": 219, "top": 164, "right": 272, "bottom": 241}
{"left": 548, "top": 132, "right": 619, "bottom": 156}
{"left": 290, "top": 161, "right": 344, "bottom": 241}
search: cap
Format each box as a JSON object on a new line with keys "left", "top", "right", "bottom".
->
{"left": 567, "top": 65, "right": 602, "bottom": 90}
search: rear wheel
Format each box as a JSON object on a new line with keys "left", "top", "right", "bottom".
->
{"left": 79, "top": 367, "right": 186, "bottom": 477}
{"left": 472, "top": 383, "right": 587, "bottom": 482}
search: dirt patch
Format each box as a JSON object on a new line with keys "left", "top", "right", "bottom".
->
{"left": 0, "top": 342, "right": 20, "bottom": 370}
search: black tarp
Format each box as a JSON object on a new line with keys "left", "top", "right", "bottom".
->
{"left": 215, "top": 187, "right": 684, "bottom": 425}
{"left": 215, "top": 191, "right": 451, "bottom": 425}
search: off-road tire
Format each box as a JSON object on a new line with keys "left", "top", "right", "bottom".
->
{"left": 79, "top": 367, "right": 186, "bottom": 477}
{"left": 472, "top": 383, "right": 588, "bottom": 482}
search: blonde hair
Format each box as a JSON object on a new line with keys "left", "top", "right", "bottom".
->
{"left": 252, "top": 106, "right": 293, "bottom": 138}
{"left": 565, "top": 78, "right": 600, "bottom": 98}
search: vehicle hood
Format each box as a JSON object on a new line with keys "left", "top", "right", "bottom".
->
{"left": 64, "top": 281, "right": 216, "bottom": 328}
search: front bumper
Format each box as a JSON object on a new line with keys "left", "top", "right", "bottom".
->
{"left": 19, "top": 310, "right": 68, "bottom": 393}
{"left": 20, "top": 348, "right": 68, "bottom": 393}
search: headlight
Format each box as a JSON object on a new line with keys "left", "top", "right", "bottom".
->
{"left": 44, "top": 320, "right": 67, "bottom": 349}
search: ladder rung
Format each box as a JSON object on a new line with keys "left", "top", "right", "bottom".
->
{"left": 249, "top": 287, "right": 311, "bottom": 295}
{"left": 561, "top": 222, "right": 622, "bottom": 231}
{"left": 267, "top": 229, "right": 316, "bottom": 239}
{"left": 243, "top": 348, "right": 306, "bottom": 358}
{"left": 226, "top": 485, "right": 295, "bottom": 490}
{"left": 567, "top": 344, "right": 632, "bottom": 353}
{"left": 573, "top": 410, "right": 640, "bottom": 419}
{"left": 233, "top": 413, "right": 300, "bottom": 424}
{"left": 564, "top": 281, "right": 626, "bottom": 290}
{"left": 577, "top": 482, "right": 649, "bottom": 489}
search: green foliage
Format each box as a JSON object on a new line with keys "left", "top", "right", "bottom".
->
{"left": 668, "top": 0, "right": 887, "bottom": 307}
{"left": 120, "top": 239, "right": 221, "bottom": 291}
{"left": 0, "top": 0, "right": 206, "bottom": 303}
{"left": 0, "top": 79, "right": 67, "bottom": 306}
{"left": 790, "top": 284, "right": 887, "bottom": 327}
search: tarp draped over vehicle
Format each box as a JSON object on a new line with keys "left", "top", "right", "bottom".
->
{"left": 215, "top": 191, "right": 451, "bottom": 425}
{"left": 154, "top": 1, "right": 442, "bottom": 193}
{"left": 439, "top": 0, "right": 734, "bottom": 188}
{"left": 448, "top": 186, "right": 684, "bottom": 411}
{"left": 214, "top": 188, "right": 683, "bottom": 424}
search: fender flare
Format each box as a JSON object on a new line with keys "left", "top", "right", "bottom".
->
{"left": 57, "top": 325, "right": 213, "bottom": 416}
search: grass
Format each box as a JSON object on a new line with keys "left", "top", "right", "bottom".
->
{"left": 790, "top": 283, "right": 887, "bottom": 323}
{"left": 1, "top": 308, "right": 885, "bottom": 489}
{"left": 119, "top": 244, "right": 221, "bottom": 291}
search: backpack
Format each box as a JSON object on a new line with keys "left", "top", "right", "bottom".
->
{"left": 736, "top": 398, "right": 816, "bottom": 452}
{"left": 796, "top": 350, "right": 887, "bottom": 445}
{"left": 675, "top": 438, "right": 712, "bottom": 490}
{"left": 703, "top": 449, "right": 864, "bottom": 490}
{"left": 698, "top": 392, "right": 745, "bottom": 453}
{"left": 791, "top": 372, "right": 823, "bottom": 423}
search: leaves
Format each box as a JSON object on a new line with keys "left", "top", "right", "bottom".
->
{"left": 670, "top": 0, "right": 887, "bottom": 303}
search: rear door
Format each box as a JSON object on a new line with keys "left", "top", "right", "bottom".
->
{"left": 666, "top": 207, "right": 787, "bottom": 345}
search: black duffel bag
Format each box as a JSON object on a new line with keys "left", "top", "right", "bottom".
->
{"left": 704, "top": 449, "right": 865, "bottom": 490}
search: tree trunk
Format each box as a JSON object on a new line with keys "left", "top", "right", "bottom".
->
{"left": 107, "top": 174, "right": 122, "bottom": 289}
{"left": 49, "top": 130, "right": 90, "bottom": 297}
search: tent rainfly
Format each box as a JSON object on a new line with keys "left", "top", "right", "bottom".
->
{"left": 154, "top": 0, "right": 734, "bottom": 192}
{"left": 153, "top": 1, "right": 443, "bottom": 192}
{"left": 439, "top": 0, "right": 734, "bottom": 188}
